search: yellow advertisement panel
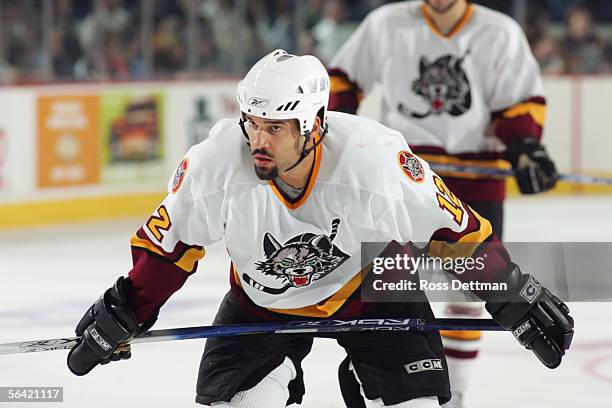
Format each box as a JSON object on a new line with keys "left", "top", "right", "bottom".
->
{"left": 37, "top": 95, "right": 100, "bottom": 188}
{"left": 100, "top": 91, "right": 165, "bottom": 186}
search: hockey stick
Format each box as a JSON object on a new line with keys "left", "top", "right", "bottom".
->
{"left": 0, "top": 318, "right": 502, "bottom": 355}
{"left": 429, "top": 163, "right": 612, "bottom": 186}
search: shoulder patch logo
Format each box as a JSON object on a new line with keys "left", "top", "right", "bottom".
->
{"left": 242, "top": 219, "right": 349, "bottom": 295}
{"left": 398, "top": 151, "right": 425, "bottom": 183}
{"left": 171, "top": 158, "right": 189, "bottom": 193}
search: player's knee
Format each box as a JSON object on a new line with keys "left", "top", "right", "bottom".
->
{"left": 210, "top": 357, "right": 296, "bottom": 408}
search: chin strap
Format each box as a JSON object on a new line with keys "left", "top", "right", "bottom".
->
{"left": 238, "top": 116, "right": 328, "bottom": 173}
{"left": 238, "top": 117, "right": 252, "bottom": 147}
{"left": 283, "top": 124, "right": 328, "bottom": 173}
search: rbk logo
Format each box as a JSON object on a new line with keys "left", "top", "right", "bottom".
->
{"left": 248, "top": 97, "right": 270, "bottom": 107}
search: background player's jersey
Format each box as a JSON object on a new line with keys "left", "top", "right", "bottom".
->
{"left": 329, "top": 1, "right": 546, "bottom": 201}
{"left": 126, "top": 112, "right": 510, "bottom": 321}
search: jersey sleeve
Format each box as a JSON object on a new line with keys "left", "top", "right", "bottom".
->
{"left": 127, "top": 146, "right": 224, "bottom": 322}
{"left": 328, "top": 12, "right": 382, "bottom": 113}
{"left": 394, "top": 150, "right": 512, "bottom": 286}
{"left": 486, "top": 22, "right": 547, "bottom": 145}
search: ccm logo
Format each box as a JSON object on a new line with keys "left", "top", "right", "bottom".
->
{"left": 513, "top": 320, "right": 532, "bottom": 339}
{"left": 90, "top": 328, "right": 112, "bottom": 351}
{"left": 247, "top": 97, "right": 269, "bottom": 107}
{"left": 404, "top": 358, "right": 443, "bottom": 374}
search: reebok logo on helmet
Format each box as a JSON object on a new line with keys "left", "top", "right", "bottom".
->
{"left": 248, "top": 97, "right": 270, "bottom": 108}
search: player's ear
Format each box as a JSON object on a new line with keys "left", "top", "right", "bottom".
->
{"left": 311, "top": 116, "right": 321, "bottom": 135}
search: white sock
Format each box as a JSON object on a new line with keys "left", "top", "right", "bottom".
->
{"left": 365, "top": 396, "right": 440, "bottom": 408}
{"left": 443, "top": 356, "right": 474, "bottom": 399}
{"left": 441, "top": 302, "right": 485, "bottom": 407}
{"left": 210, "top": 357, "right": 296, "bottom": 408}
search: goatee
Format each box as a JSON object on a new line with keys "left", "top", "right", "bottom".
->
{"left": 254, "top": 165, "right": 280, "bottom": 180}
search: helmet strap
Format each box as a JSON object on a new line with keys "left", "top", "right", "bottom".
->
{"left": 283, "top": 123, "right": 328, "bottom": 173}
{"left": 238, "top": 115, "right": 251, "bottom": 147}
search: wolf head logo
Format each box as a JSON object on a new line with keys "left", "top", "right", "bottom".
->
{"left": 254, "top": 219, "right": 348, "bottom": 289}
{"left": 408, "top": 53, "right": 471, "bottom": 118}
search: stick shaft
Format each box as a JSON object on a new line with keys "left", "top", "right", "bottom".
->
{"left": 0, "top": 318, "right": 501, "bottom": 355}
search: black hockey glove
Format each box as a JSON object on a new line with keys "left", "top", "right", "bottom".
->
{"left": 485, "top": 263, "right": 574, "bottom": 369}
{"left": 504, "top": 138, "right": 558, "bottom": 194}
{"left": 67, "top": 276, "right": 156, "bottom": 376}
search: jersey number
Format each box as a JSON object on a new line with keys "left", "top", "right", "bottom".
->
{"left": 146, "top": 205, "right": 172, "bottom": 242}
{"left": 433, "top": 176, "right": 465, "bottom": 226}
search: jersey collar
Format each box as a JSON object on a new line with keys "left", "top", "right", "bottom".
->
{"left": 268, "top": 134, "right": 322, "bottom": 210}
{"left": 421, "top": 3, "right": 474, "bottom": 39}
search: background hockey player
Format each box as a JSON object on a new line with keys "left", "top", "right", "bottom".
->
{"left": 328, "top": 1, "right": 559, "bottom": 405}
{"left": 66, "top": 50, "right": 573, "bottom": 408}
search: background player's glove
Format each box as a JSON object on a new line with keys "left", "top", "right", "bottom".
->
{"left": 67, "top": 276, "right": 156, "bottom": 376}
{"left": 485, "top": 263, "right": 574, "bottom": 369}
{"left": 504, "top": 138, "right": 558, "bottom": 194}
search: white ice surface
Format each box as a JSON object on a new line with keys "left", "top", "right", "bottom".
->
{"left": 1, "top": 195, "right": 611, "bottom": 407}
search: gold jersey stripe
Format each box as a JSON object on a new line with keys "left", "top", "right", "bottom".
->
{"left": 330, "top": 75, "right": 355, "bottom": 94}
{"left": 429, "top": 208, "right": 493, "bottom": 259}
{"left": 267, "top": 269, "right": 363, "bottom": 317}
{"left": 418, "top": 153, "right": 510, "bottom": 180}
{"left": 130, "top": 234, "right": 205, "bottom": 273}
{"left": 502, "top": 101, "right": 547, "bottom": 127}
{"left": 418, "top": 154, "right": 511, "bottom": 170}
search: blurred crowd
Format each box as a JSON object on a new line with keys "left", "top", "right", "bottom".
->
{"left": 527, "top": 3, "right": 612, "bottom": 74}
{"left": 1, "top": 0, "right": 612, "bottom": 84}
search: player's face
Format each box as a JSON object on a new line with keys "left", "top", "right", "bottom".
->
{"left": 244, "top": 114, "right": 303, "bottom": 180}
{"left": 425, "top": 0, "right": 459, "bottom": 13}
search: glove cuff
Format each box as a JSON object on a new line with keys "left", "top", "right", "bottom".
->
{"left": 485, "top": 265, "right": 544, "bottom": 329}
{"left": 504, "top": 137, "right": 540, "bottom": 167}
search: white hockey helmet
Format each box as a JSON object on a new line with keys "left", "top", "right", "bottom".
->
{"left": 237, "top": 49, "right": 329, "bottom": 136}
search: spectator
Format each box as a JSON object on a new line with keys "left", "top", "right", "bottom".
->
{"left": 303, "top": 0, "right": 324, "bottom": 30}
{"left": 200, "top": 0, "right": 259, "bottom": 73}
{"left": 251, "top": 0, "right": 295, "bottom": 53}
{"left": 1, "top": 1, "right": 44, "bottom": 82}
{"left": 311, "top": 0, "right": 355, "bottom": 64}
{"left": 104, "top": 32, "right": 130, "bottom": 79}
{"left": 561, "top": 5, "right": 609, "bottom": 73}
{"left": 532, "top": 35, "right": 565, "bottom": 74}
{"left": 0, "top": 53, "right": 19, "bottom": 84}
{"left": 123, "top": 21, "right": 146, "bottom": 79}
{"left": 77, "top": 0, "right": 131, "bottom": 52}
{"left": 153, "top": 15, "right": 186, "bottom": 75}
{"left": 196, "top": 31, "right": 223, "bottom": 74}
{"left": 297, "top": 30, "right": 317, "bottom": 55}
{"left": 53, "top": 0, "right": 82, "bottom": 79}
{"left": 49, "top": 28, "right": 76, "bottom": 79}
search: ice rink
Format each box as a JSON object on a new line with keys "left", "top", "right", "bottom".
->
{"left": 1, "top": 195, "right": 611, "bottom": 407}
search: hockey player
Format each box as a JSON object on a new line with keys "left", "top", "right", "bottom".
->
{"left": 66, "top": 50, "right": 572, "bottom": 408}
{"left": 328, "top": 1, "right": 558, "bottom": 405}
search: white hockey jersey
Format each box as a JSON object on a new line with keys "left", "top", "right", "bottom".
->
{"left": 329, "top": 1, "right": 545, "bottom": 155}
{"left": 128, "top": 111, "right": 503, "bottom": 319}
